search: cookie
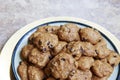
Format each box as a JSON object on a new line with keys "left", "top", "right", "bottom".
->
{"left": 80, "top": 28, "right": 102, "bottom": 44}
{"left": 33, "top": 32, "right": 58, "bottom": 52}
{"left": 77, "top": 56, "right": 94, "bottom": 71}
{"left": 46, "top": 77, "right": 55, "bottom": 80}
{"left": 95, "top": 39, "right": 107, "bottom": 48}
{"left": 17, "top": 61, "right": 28, "bottom": 80}
{"left": 28, "top": 48, "right": 51, "bottom": 68}
{"left": 65, "top": 41, "right": 82, "bottom": 60}
{"left": 53, "top": 41, "right": 67, "bottom": 56}
{"left": 37, "top": 25, "right": 60, "bottom": 34}
{"left": 20, "top": 44, "right": 34, "bottom": 60}
{"left": 28, "top": 66, "right": 44, "bottom": 80}
{"left": 92, "top": 75, "right": 109, "bottom": 80}
{"left": 95, "top": 45, "right": 110, "bottom": 59}
{"left": 92, "top": 60, "right": 113, "bottom": 78}
{"left": 68, "top": 69, "right": 92, "bottom": 80}
{"left": 66, "top": 41, "right": 96, "bottom": 60}
{"left": 107, "top": 50, "right": 120, "bottom": 67}
{"left": 45, "top": 52, "right": 78, "bottom": 79}
{"left": 28, "top": 31, "right": 41, "bottom": 44}
{"left": 58, "top": 23, "right": 80, "bottom": 42}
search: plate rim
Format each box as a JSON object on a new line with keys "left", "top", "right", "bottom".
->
{"left": 0, "top": 17, "right": 120, "bottom": 80}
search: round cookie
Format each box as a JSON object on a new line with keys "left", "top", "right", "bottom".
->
{"left": 46, "top": 77, "right": 56, "bottom": 80}
{"left": 95, "top": 45, "right": 110, "bottom": 59}
{"left": 58, "top": 23, "right": 80, "bottom": 42}
{"left": 28, "top": 66, "right": 44, "bottom": 80}
{"left": 66, "top": 41, "right": 82, "bottom": 60}
{"left": 68, "top": 69, "right": 92, "bottom": 80}
{"left": 20, "top": 44, "right": 34, "bottom": 60}
{"left": 107, "top": 50, "right": 120, "bottom": 67}
{"left": 92, "top": 75, "right": 109, "bottom": 80}
{"left": 28, "top": 31, "right": 41, "bottom": 44}
{"left": 77, "top": 56, "right": 94, "bottom": 71}
{"left": 53, "top": 41, "right": 67, "bottom": 56}
{"left": 37, "top": 25, "right": 60, "bottom": 34}
{"left": 66, "top": 41, "right": 96, "bottom": 60}
{"left": 80, "top": 28, "right": 102, "bottom": 44}
{"left": 28, "top": 48, "right": 51, "bottom": 68}
{"left": 33, "top": 32, "right": 58, "bottom": 52}
{"left": 17, "top": 61, "right": 28, "bottom": 80}
{"left": 92, "top": 60, "right": 113, "bottom": 78}
{"left": 95, "top": 39, "right": 107, "bottom": 48}
{"left": 80, "top": 42, "right": 97, "bottom": 57}
{"left": 45, "top": 52, "right": 78, "bottom": 79}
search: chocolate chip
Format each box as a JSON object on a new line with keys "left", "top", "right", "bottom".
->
{"left": 113, "top": 55, "right": 117, "bottom": 58}
{"left": 49, "top": 56, "right": 52, "bottom": 60}
{"left": 72, "top": 55, "right": 76, "bottom": 58}
{"left": 69, "top": 48, "right": 73, "bottom": 52}
{"left": 45, "top": 28, "right": 48, "bottom": 31}
{"left": 49, "top": 44, "right": 53, "bottom": 48}
{"left": 51, "top": 28, "right": 54, "bottom": 31}
{"left": 82, "top": 37, "right": 87, "bottom": 41}
{"left": 69, "top": 70, "right": 76, "bottom": 76}
{"left": 111, "top": 64, "right": 115, "bottom": 67}
{"left": 41, "top": 48, "right": 46, "bottom": 52}
{"left": 66, "top": 44, "right": 68, "bottom": 48}
{"left": 38, "top": 40, "right": 42, "bottom": 45}
{"left": 61, "top": 58, "right": 65, "bottom": 61}
{"left": 95, "top": 50, "right": 98, "bottom": 54}
{"left": 80, "top": 47, "right": 85, "bottom": 54}
{"left": 47, "top": 41, "right": 50, "bottom": 45}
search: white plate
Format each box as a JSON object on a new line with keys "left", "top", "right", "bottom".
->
{"left": 0, "top": 17, "right": 120, "bottom": 80}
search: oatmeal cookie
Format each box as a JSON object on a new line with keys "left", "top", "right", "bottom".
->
{"left": 92, "top": 60, "right": 113, "bottom": 77}
{"left": 58, "top": 23, "right": 80, "bottom": 42}
{"left": 17, "top": 61, "right": 28, "bottom": 80}
{"left": 45, "top": 52, "right": 78, "bottom": 79}
{"left": 77, "top": 56, "right": 94, "bottom": 71}
{"left": 80, "top": 28, "right": 102, "bottom": 44}
{"left": 28, "top": 66, "right": 44, "bottom": 80}
{"left": 68, "top": 69, "right": 92, "bottom": 80}
{"left": 28, "top": 48, "right": 51, "bottom": 68}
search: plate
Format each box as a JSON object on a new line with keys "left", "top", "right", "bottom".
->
{"left": 0, "top": 17, "right": 120, "bottom": 80}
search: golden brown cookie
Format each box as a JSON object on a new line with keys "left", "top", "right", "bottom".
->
{"left": 58, "top": 23, "right": 80, "bottom": 42}
{"left": 46, "top": 77, "right": 56, "bottom": 80}
{"left": 77, "top": 56, "right": 94, "bottom": 71}
{"left": 28, "top": 48, "right": 51, "bottom": 68}
{"left": 20, "top": 44, "right": 34, "bottom": 60}
{"left": 66, "top": 41, "right": 96, "bottom": 60}
{"left": 107, "top": 50, "right": 120, "bottom": 67}
{"left": 92, "top": 60, "right": 113, "bottom": 78}
{"left": 80, "top": 28, "right": 102, "bottom": 44}
{"left": 53, "top": 41, "right": 67, "bottom": 56}
{"left": 68, "top": 69, "right": 92, "bottom": 80}
{"left": 17, "top": 61, "right": 28, "bottom": 80}
{"left": 45, "top": 52, "right": 78, "bottom": 79}
{"left": 95, "top": 45, "right": 110, "bottom": 59}
{"left": 28, "top": 31, "right": 41, "bottom": 44}
{"left": 92, "top": 75, "right": 109, "bottom": 80}
{"left": 28, "top": 66, "right": 44, "bottom": 80}
{"left": 33, "top": 32, "right": 58, "bottom": 52}
{"left": 37, "top": 25, "right": 60, "bottom": 34}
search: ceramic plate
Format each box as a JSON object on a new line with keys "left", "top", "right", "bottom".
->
{"left": 0, "top": 17, "right": 120, "bottom": 80}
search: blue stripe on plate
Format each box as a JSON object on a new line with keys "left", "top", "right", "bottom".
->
{"left": 12, "top": 21, "right": 120, "bottom": 80}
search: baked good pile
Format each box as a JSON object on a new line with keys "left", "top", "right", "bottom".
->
{"left": 18, "top": 23, "right": 120, "bottom": 80}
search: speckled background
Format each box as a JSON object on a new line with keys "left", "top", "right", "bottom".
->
{"left": 0, "top": 0, "right": 120, "bottom": 51}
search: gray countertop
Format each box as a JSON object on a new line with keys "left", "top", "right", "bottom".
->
{"left": 0, "top": 0, "right": 120, "bottom": 51}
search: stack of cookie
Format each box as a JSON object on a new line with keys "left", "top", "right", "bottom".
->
{"left": 18, "top": 23, "right": 120, "bottom": 80}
